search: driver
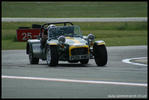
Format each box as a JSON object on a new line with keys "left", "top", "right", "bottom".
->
{"left": 47, "top": 24, "right": 56, "bottom": 29}
{"left": 41, "top": 24, "right": 56, "bottom": 48}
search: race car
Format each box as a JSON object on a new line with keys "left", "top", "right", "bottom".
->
{"left": 26, "top": 22, "right": 107, "bottom": 66}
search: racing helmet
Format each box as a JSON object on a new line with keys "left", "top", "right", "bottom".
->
{"left": 47, "top": 24, "right": 56, "bottom": 29}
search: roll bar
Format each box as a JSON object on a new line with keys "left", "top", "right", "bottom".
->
{"left": 40, "top": 22, "right": 73, "bottom": 38}
{"left": 41, "top": 22, "right": 73, "bottom": 28}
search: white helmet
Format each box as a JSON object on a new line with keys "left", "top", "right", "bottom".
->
{"left": 47, "top": 24, "right": 56, "bottom": 29}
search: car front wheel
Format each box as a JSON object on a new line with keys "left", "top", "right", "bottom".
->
{"left": 93, "top": 45, "right": 107, "bottom": 66}
{"left": 46, "top": 46, "right": 58, "bottom": 66}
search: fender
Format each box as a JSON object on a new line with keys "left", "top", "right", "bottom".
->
{"left": 94, "top": 40, "right": 106, "bottom": 45}
{"left": 27, "top": 39, "right": 42, "bottom": 58}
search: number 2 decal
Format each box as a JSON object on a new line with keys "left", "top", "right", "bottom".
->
{"left": 22, "top": 32, "right": 32, "bottom": 40}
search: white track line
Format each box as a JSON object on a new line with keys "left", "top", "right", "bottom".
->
{"left": 122, "top": 57, "right": 147, "bottom": 66}
{"left": 2, "top": 75, "right": 147, "bottom": 87}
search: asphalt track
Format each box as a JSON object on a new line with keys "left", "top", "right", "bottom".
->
{"left": 2, "top": 45, "right": 147, "bottom": 98}
{"left": 2, "top": 17, "right": 147, "bottom": 22}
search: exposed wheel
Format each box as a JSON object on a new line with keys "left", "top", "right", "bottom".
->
{"left": 80, "top": 59, "right": 89, "bottom": 64}
{"left": 93, "top": 45, "right": 107, "bottom": 66}
{"left": 29, "top": 48, "right": 39, "bottom": 64}
{"left": 46, "top": 46, "right": 58, "bottom": 66}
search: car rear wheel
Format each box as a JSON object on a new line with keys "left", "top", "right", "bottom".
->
{"left": 93, "top": 45, "right": 107, "bottom": 66}
{"left": 46, "top": 46, "right": 58, "bottom": 66}
{"left": 29, "top": 48, "right": 39, "bottom": 64}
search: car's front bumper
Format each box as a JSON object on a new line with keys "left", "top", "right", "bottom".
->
{"left": 69, "top": 54, "right": 90, "bottom": 61}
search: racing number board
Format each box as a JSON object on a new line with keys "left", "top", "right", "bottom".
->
{"left": 16, "top": 28, "right": 40, "bottom": 41}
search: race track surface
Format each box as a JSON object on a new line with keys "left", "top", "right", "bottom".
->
{"left": 2, "top": 46, "right": 147, "bottom": 98}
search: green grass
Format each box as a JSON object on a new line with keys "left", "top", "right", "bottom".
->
{"left": 2, "top": 2, "right": 147, "bottom": 17}
{"left": 2, "top": 22, "right": 147, "bottom": 50}
{"left": 2, "top": 40, "right": 26, "bottom": 50}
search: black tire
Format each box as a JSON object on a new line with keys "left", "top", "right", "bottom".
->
{"left": 46, "top": 46, "right": 58, "bottom": 66}
{"left": 80, "top": 59, "right": 89, "bottom": 64}
{"left": 29, "top": 48, "right": 39, "bottom": 64}
{"left": 93, "top": 45, "right": 107, "bottom": 66}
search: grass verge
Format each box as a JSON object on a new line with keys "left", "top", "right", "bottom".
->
{"left": 2, "top": 2, "right": 147, "bottom": 17}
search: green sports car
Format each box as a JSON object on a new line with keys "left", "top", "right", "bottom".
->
{"left": 26, "top": 22, "right": 107, "bottom": 66}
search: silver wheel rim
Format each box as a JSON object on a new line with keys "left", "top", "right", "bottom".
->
{"left": 46, "top": 48, "right": 51, "bottom": 65}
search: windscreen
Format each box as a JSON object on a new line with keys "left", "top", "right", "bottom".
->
{"left": 48, "top": 25, "right": 82, "bottom": 39}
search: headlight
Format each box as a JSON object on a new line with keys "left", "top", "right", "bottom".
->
{"left": 58, "top": 36, "right": 66, "bottom": 45}
{"left": 87, "top": 34, "right": 95, "bottom": 42}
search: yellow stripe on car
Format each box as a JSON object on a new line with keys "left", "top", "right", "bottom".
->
{"left": 48, "top": 43, "right": 57, "bottom": 45}
{"left": 97, "top": 42, "right": 105, "bottom": 45}
{"left": 96, "top": 40, "right": 106, "bottom": 45}
{"left": 65, "top": 37, "right": 81, "bottom": 44}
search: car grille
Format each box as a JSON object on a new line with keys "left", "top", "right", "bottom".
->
{"left": 71, "top": 47, "right": 88, "bottom": 56}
